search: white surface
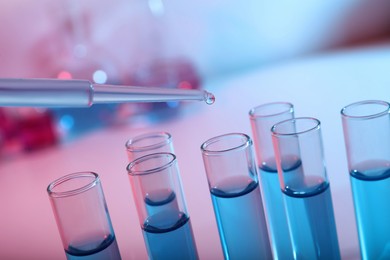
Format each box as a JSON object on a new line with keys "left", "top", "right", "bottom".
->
{"left": 1, "top": 43, "right": 390, "bottom": 259}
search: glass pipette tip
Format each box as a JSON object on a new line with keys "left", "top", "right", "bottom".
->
{"left": 0, "top": 78, "right": 215, "bottom": 107}
{"left": 92, "top": 83, "right": 215, "bottom": 105}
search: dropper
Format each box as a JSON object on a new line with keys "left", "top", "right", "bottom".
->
{"left": 0, "top": 78, "right": 215, "bottom": 107}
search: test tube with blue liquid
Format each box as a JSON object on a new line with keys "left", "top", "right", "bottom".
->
{"left": 341, "top": 100, "right": 390, "bottom": 259}
{"left": 47, "top": 172, "right": 122, "bottom": 260}
{"left": 201, "top": 133, "right": 272, "bottom": 259}
{"left": 127, "top": 152, "right": 198, "bottom": 259}
{"left": 249, "top": 102, "right": 294, "bottom": 259}
{"left": 271, "top": 117, "right": 340, "bottom": 259}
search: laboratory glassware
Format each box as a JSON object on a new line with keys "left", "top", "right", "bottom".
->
{"left": 0, "top": 78, "right": 215, "bottom": 107}
{"left": 47, "top": 172, "right": 121, "bottom": 260}
{"left": 249, "top": 102, "right": 294, "bottom": 259}
{"left": 201, "top": 133, "right": 272, "bottom": 259}
{"left": 127, "top": 152, "right": 198, "bottom": 259}
{"left": 271, "top": 117, "right": 340, "bottom": 259}
{"left": 341, "top": 100, "right": 390, "bottom": 259}
{"left": 125, "top": 131, "right": 174, "bottom": 162}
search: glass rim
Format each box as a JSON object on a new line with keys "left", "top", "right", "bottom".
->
{"left": 47, "top": 172, "right": 99, "bottom": 198}
{"left": 271, "top": 117, "right": 320, "bottom": 137}
{"left": 125, "top": 131, "right": 172, "bottom": 152}
{"left": 341, "top": 100, "right": 390, "bottom": 120}
{"left": 249, "top": 102, "right": 294, "bottom": 119}
{"left": 201, "top": 133, "right": 251, "bottom": 154}
{"left": 127, "top": 152, "right": 176, "bottom": 176}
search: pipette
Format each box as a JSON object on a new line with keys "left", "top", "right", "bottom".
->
{"left": 0, "top": 78, "right": 215, "bottom": 107}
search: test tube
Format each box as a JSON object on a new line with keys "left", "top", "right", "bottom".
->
{"left": 127, "top": 152, "right": 198, "bottom": 259}
{"left": 341, "top": 100, "right": 390, "bottom": 259}
{"left": 201, "top": 133, "right": 272, "bottom": 259}
{"left": 47, "top": 172, "right": 121, "bottom": 260}
{"left": 125, "top": 131, "right": 174, "bottom": 162}
{"left": 249, "top": 102, "right": 294, "bottom": 259}
{"left": 271, "top": 118, "right": 340, "bottom": 259}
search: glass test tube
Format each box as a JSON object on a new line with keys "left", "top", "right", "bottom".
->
{"left": 125, "top": 131, "right": 174, "bottom": 162}
{"left": 271, "top": 118, "right": 340, "bottom": 259}
{"left": 341, "top": 100, "right": 390, "bottom": 259}
{"left": 127, "top": 152, "right": 198, "bottom": 259}
{"left": 201, "top": 133, "right": 272, "bottom": 259}
{"left": 249, "top": 102, "right": 294, "bottom": 259}
{"left": 47, "top": 172, "right": 121, "bottom": 260}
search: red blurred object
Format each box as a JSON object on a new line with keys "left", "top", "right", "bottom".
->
{"left": 18, "top": 108, "right": 58, "bottom": 151}
{"left": 0, "top": 107, "right": 58, "bottom": 157}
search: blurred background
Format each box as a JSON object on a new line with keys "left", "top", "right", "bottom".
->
{"left": 0, "top": 0, "right": 390, "bottom": 156}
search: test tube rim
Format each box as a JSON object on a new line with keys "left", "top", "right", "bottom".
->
{"left": 125, "top": 131, "right": 172, "bottom": 152}
{"left": 47, "top": 171, "right": 99, "bottom": 198}
{"left": 249, "top": 101, "right": 294, "bottom": 119}
{"left": 127, "top": 152, "right": 176, "bottom": 176}
{"left": 341, "top": 100, "right": 390, "bottom": 120}
{"left": 200, "top": 132, "right": 252, "bottom": 155}
{"left": 271, "top": 117, "right": 320, "bottom": 137}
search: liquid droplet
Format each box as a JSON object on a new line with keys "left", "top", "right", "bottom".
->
{"left": 204, "top": 91, "right": 215, "bottom": 105}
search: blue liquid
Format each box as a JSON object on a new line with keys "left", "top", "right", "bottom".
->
{"left": 65, "top": 234, "right": 121, "bottom": 260}
{"left": 350, "top": 160, "right": 390, "bottom": 259}
{"left": 283, "top": 180, "right": 340, "bottom": 259}
{"left": 210, "top": 175, "right": 272, "bottom": 259}
{"left": 145, "top": 188, "right": 179, "bottom": 216}
{"left": 259, "top": 158, "right": 297, "bottom": 259}
{"left": 142, "top": 191, "right": 198, "bottom": 260}
{"left": 145, "top": 190, "right": 176, "bottom": 206}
